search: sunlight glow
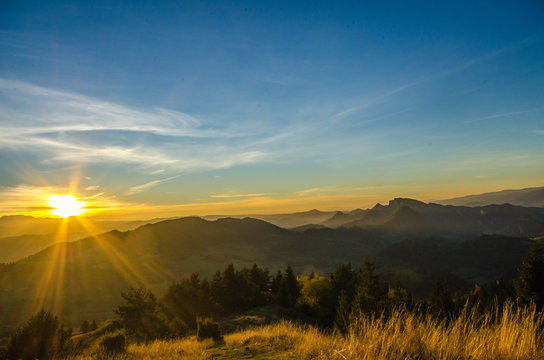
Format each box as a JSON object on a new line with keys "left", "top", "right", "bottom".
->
{"left": 48, "top": 195, "right": 86, "bottom": 217}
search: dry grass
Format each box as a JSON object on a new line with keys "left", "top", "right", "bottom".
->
{"left": 66, "top": 303, "right": 544, "bottom": 360}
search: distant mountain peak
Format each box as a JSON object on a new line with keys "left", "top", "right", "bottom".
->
{"left": 384, "top": 206, "right": 436, "bottom": 231}
{"left": 388, "top": 198, "right": 426, "bottom": 208}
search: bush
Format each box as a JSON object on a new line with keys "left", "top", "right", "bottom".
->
{"left": 99, "top": 331, "right": 126, "bottom": 355}
{"left": 196, "top": 317, "right": 222, "bottom": 341}
{"left": 5, "top": 309, "right": 66, "bottom": 360}
{"left": 170, "top": 317, "right": 190, "bottom": 338}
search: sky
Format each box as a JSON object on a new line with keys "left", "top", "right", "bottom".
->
{"left": 0, "top": 0, "right": 543, "bottom": 219}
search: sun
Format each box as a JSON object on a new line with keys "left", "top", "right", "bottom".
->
{"left": 48, "top": 195, "right": 87, "bottom": 217}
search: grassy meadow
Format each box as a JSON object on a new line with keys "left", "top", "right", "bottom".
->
{"left": 66, "top": 303, "right": 543, "bottom": 360}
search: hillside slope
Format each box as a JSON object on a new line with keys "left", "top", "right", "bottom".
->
{"left": 0, "top": 217, "right": 383, "bottom": 329}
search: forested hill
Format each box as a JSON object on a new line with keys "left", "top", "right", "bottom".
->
{"left": 0, "top": 213, "right": 538, "bottom": 331}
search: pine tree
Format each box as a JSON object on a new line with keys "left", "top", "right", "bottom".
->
{"left": 277, "top": 276, "right": 294, "bottom": 307}
{"left": 115, "top": 287, "right": 169, "bottom": 342}
{"left": 515, "top": 241, "right": 544, "bottom": 309}
{"left": 270, "top": 270, "right": 283, "bottom": 294}
{"left": 284, "top": 265, "right": 300, "bottom": 301}
{"left": 334, "top": 290, "right": 351, "bottom": 334}
{"left": 80, "top": 320, "right": 90, "bottom": 333}
{"left": 5, "top": 310, "right": 65, "bottom": 360}
{"left": 428, "top": 279, "right": 454, "bottom": 320}
{"left": 351, "top": 257, "right": 385, "bottom": 316}
{"left": 331, "top": 263, "right": 357, "bottom": 302}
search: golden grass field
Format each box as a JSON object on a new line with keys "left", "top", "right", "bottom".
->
{"left": 67, "top": 303, "right": 544, "bottom": 360}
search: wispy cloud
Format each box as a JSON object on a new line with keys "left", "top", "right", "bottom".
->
{"left": 209, "top": 193, "right": 269, "bottom": 199}
{"left": 0, "top": 78, "right": 279, "bottom": 172}
{"left": 126, "top": 175, "right": 181, "bottom": 195}
{"left": 459, "top": 108, "right": 543, "bottom": 125}
{"left": 296, "top": 185, "right": 388, "bottom": 197}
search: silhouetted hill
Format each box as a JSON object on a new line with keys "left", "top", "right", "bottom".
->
{"left": 342, "top": 198, "right": 544, "bottom": 238}
{"left": 0, "top": 216, "right": 168, "bottom": 262}
{"left": 204, "top": 209, "right": 337, "bottom": 228}
{"left": 438, "top": 186, "right": 544, "bottom": 207}
{"left": 290, "top": 224, "right": 327, "bottom": 232}
{"left": 381, "top": 206, "right": 437, "bottom": 233}
{"left": 322, "top": 210, "right": 368, "bottom": 228}
{"left": 0, "top": 216, "right": 383, "bottom": 329}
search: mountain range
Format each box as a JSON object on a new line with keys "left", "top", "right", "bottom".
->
{"left": 0, "top": 195, "right": 543, "bottom": 332}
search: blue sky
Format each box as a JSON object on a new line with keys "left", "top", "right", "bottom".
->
{"left": 0, "top": 1, "right": 543, "bottom": 218}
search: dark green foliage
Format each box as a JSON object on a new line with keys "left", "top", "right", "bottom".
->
{"left": 277, "top": 276, "right": 294, "bottom": 307}
{"left": 196, "top": 317, "right": 222, "bottom": 341}
{"left": 428, "top": 279, "right": 455, "bottom": 319}
{"left": 515, "top": 241, "right": 544, "bottom": 309}
{"left": 351, "top": 257, "right": 387, "bottom": 317}
{"left": 115, "top": 287, "right": 169, "bottom": 342}
{"left": 169, "top": 317, "right": 190, "bottom": 338}
{"left": 334, "top": 290, "right": 351, "bottom": 334}
{"left": 277, "top": 265, "right": 301, "bottom": 308}
{"left": 163, "top": 264, "right": 273, "bottom": 329}
{"left": 99, "top": 331, "right": 126, "bottom": 354}
{"left": 5, "top": 309, "right": 67, "bottom": 360}
{"left": 331, "top": 263, "right": 357, "bottom": 302}
{"left": 298, "top": 275, "right": 336, "bottom": 326}
{"left": 90, "top": 320, "right": 98, "bottom": 331}
{"left": 210, "top": 263, "right": 272, "bottom": 314}
{"left": 284, "top": 265, "right": 301, "bottom": 300}
{"left": 80, "top": 320, "right": 90, "bottom": 333}
{"left": 162, "top": 273, "right": 216, "bottom": 328}
{"left": 247, "top": 264, "right": 271, "bottom": 306}
{"left": 270, "top": 270, "right": 283, "bottom": 294}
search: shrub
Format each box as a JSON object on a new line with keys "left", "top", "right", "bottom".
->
{"left": 5, "top": 310, "right": 66, "bottom": 360}
{"left": 196, "top": 317, "right": 222, "bottom": 341}
{"left": 99, "top": 331, "right": 126, "bottom": 355}
{"left": 170, "top": 317, "right": 190, "bottom": 338}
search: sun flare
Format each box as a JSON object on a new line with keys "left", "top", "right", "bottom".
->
{"left": 48, "top": 195, "right": 86, "bottom": 217}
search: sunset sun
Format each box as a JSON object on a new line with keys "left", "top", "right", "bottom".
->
{"left": 48, "top": 195, "right": 86, "bottom": 217}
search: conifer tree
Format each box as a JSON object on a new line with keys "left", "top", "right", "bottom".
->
{"left": 351, "top": 257, "right": 385, "bottom": 316}
{"left": 334, "top": 290, "right": 351, "bottom": 334}
{"left": 5, "top": 310, "right": 66, "bottom": 360}
{"left": 270, "top": 270, "right": 283, "bottom": 295}
{"left": 428, "top": 279, "right": 455, "bottom": 320}
{"left": 80, "top": 319, "right": 90, "bottom": 333}
{"left": 284, "top": 265, "right": 301, "bottom": 301}
{"left": 277, "top": 277, "right": 294, "bottom": 307}
{"left": 515, "top": 241, "right": 544, "bottom": 309}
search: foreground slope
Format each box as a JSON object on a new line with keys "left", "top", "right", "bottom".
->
{"left": 67, "top": 305, "right": 543, "bottom": 360}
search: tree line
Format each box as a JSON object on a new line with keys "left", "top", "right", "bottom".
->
{"left": 2, "top": 240, "right": 543, "bottom": 359}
